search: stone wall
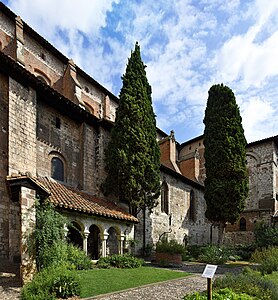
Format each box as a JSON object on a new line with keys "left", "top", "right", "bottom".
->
{"left": 8, "top": 78, "right": 37, "bottom": 176}
{"left": 134, "top": 171, "right": 209, "bottom": 255}
{"left": 0, "top": 73, "right": 10, "bottom": 260}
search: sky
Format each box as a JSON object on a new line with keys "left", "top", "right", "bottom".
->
{"left": 3, "top": 0, "right": 278, "bottom": 143}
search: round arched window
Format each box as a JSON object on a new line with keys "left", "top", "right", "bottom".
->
{"left": 51, "top": 157, "right": 64, "bottom": 181}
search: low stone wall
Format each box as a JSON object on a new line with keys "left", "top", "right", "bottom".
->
{"left": 155, "top": 252, "right": 182, "bottom": 265}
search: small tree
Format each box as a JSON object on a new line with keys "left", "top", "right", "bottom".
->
{"left": 203, "top": 84, "right": 248, "bottom": 245}
{"left": 103, "top": 42, "right": 161, "bottom": 214}
{"left": 29, "top": 200, "right": 67, "bottom": 270}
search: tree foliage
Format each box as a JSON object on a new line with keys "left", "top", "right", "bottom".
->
{"left": 103, "top": 42, "right": 161, "bottom": 213}
{"left": 203, "top": 84, "right": 248, "bottom": 228}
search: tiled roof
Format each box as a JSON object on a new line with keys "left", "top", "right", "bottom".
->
{"left": 36, "top": 177, "right": 138, "bottom": 223}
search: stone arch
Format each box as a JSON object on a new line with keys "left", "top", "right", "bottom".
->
{"left": 246, "top": 151, "right": 260, "bottom": 165}
{"left": 67, "top": 221, "right": 83, "bottom": 249}
{"left": 84, "top": 101, "right": 95, "bottom": 115}
{"left": 107, "top": 226, "right": 120, "bottom": 255}
{"left": 34, "top": 68, "right": 51, "bottom": 85}
{"left": 87, "top": 224, "right": 101, "bottom": 260}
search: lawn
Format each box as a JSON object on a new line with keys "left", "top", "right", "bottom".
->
{"left": 77, "top": 266, "right": 190, "bottom": 298}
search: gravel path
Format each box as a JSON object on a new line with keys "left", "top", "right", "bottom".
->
{"left": 0, "top": 262, "right": 244, "bottom": 300}
{"left": 0, "top": 272, "right": 21, "bottom": 300}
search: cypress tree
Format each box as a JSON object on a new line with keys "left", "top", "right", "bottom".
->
{"left": 103, "top": 42, "right": 161, "bottom": 215}
{"left": 203, "top": 84, "right": 248, "bottom": 245}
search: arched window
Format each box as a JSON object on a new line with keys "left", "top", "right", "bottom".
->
{"left": 161, "top": 181, "right": 169, "bottom": 214}
{"left": 239, "top": 217, "right": 246, "bottom": 231}
{"left": 189, "top": 190, "right": 196, "bottom": 222}
{"left": 51, "top": 157, "right": 64, "bottom": 181}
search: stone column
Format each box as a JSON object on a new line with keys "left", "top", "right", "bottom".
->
{"left": 101, "top": 233, "right": 109, "bottom": 257}
{"left": 118, "top": 234, "right": 125, "bottom": 255}
{"left": 63, "top": 224, "right": 69, "bottom": 238}
{"left": 83, "top": 230, "right": 90, "bottom": 256}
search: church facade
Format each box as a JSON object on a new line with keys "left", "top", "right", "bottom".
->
{"left": 0, "top": 3, "right": 277, "bottom": 283}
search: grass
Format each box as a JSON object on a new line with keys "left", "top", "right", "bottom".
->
{"left": 77, "top": 266, "right": 190, "bottom": 298}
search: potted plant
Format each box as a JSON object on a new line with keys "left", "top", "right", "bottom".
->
{"left": 155, "top": 238, "right": 185, "bottom": 266}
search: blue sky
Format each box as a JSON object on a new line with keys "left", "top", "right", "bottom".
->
{"left": 3, "top": 0, "right": 278, "bottom": 143}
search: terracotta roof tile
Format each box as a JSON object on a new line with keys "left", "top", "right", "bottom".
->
{"left": 36, "top": 177, "right": 138, "bottom": 223}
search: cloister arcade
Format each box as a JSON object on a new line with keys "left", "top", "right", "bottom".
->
{"left": 64, "top": 214, "right": 134, "bottom": 259}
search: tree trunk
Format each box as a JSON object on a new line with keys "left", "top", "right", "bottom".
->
{"left": 142, "top": 207, "right": 146, "bottom": 256}
{"left": 218, "top": 222, "right": 225, "bottom": 246}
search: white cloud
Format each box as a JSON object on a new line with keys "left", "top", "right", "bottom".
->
{"left": 241, "top": 97, "right": 275, "bottom": 142}
{"left": 4, "top": 0, "right": 278, "bottom": 142}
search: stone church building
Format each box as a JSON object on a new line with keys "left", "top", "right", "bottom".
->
{"left": 0, "top": 3, "right": 277, "bottom": 282}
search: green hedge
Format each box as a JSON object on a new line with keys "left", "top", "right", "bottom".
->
{"left": 97, "top": 254, "right": 143, "bottom": 268}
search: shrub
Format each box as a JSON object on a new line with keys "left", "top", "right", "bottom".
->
{"left": 97, "top": 254, "right": 143, "bottom": 268}
{"left": 184, "top": 288, "right": 256, "bottom": 299}
{"left": 251, "top": 247, "right": 278, "bottom": 275}
{"left": 214, "top": 267, "right": 275, "bottom": 299}
{"left": 254, "top": 223, "right": 278, "bottom": 248}
{"left": 37, "top": 241, "right": 92, "bottom": 270}
{"left": 28, "top": 200, "right": 68, "bottom": 271}
{"left": 186, "top": 245, "right": 205, "bottom": 260}
{"left": 198, "top": 245, "right": 231, "bottom": 264}
{"left": 234, "top": 244, "right": 255, "bottom": 261}
{"left": 21, "top": 265, "right": 80, "bottom": 300}
{"left": 156, "top": 238, "right": 186, "bottom": 255}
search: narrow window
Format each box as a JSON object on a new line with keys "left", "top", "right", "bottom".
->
{"left": 189, "top": 190, "right": 196, "bottom": 222}
{"left": 55, "top": 117, "right": 61, "bottom": 129}
{"left": 40, "top": 52, "right": 46, "bottom": 60}
{"left": 239, "top": 217, "right": 246, "bottom": 231}
{"left": 161, "top": 181, "right": 169, "bottom": 214}
{"left": 51, "top": 157, "right": 64, "bottom": 181}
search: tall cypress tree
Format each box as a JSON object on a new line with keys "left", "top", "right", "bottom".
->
{"left": 203, "top": 84, "right": 248, "bottom": 245}
{"left": 103, "top": 42, "right": 161, "bottom": 215}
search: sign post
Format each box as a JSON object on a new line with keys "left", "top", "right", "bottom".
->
{"left": 202, "top": 264, "right": 218, "bottom": 300}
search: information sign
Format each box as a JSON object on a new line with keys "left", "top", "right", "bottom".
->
{"left": 202, "top": 264, "right": 218, "bottom": 279}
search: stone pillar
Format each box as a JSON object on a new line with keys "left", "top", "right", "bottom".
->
{"left": 118, "top": 234, "right": 125, "bottom": 255}
{"left": 101, "top": 233, "right": 108, "bottom": 257}
{"left": 15, "top": 16, "right": 25, "bottom": 66}
{"left": 20, "top": 187, "right": 36, "bottom": 284}
{"left": 63, "top": 224, "right": 69, "bottom": 238}
{"left": 103, "top": 95, "right": 110, "bottom": 120}
{"left": 83, "top": 229, "right": 90, "bottom": 255}
{"left": 63, "top": 59, "right": 84, "bottom": 107}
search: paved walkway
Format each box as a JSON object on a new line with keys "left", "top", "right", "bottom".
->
{"left": 0, "top": 262, "right": 244, "bottom": 300}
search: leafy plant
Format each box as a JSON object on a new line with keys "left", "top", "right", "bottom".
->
{"left": 254, "top": 223, "right": 278, "bottom": 248}
{"left": 184, "top": 288, "right": 256, "bottom": 299}
{"left": 45, "top": 241, "right": 92, "bottom": 270}
{"left": 198, "top": 245, "right": 231, "bottom": 264}
{"left": 97, "top": 254, "right": 143, "bottom": 269}
{"left": 156, "top": 238, "right": 186, "bottom": 255}
{"left": 251, "top": 247, "right": 278, "bottom": 274}
{"left": 21, "top": 265, "right": 80, "bottom": 300}
{"left": 214, "top": 267, "right": 276, "bottom": 299}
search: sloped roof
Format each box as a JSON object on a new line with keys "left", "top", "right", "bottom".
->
{"left": 37, "top": 177, "right": 138, "bottom": 223}
{"left": 7, "top": 175, "right": 138, "bottom": 223}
